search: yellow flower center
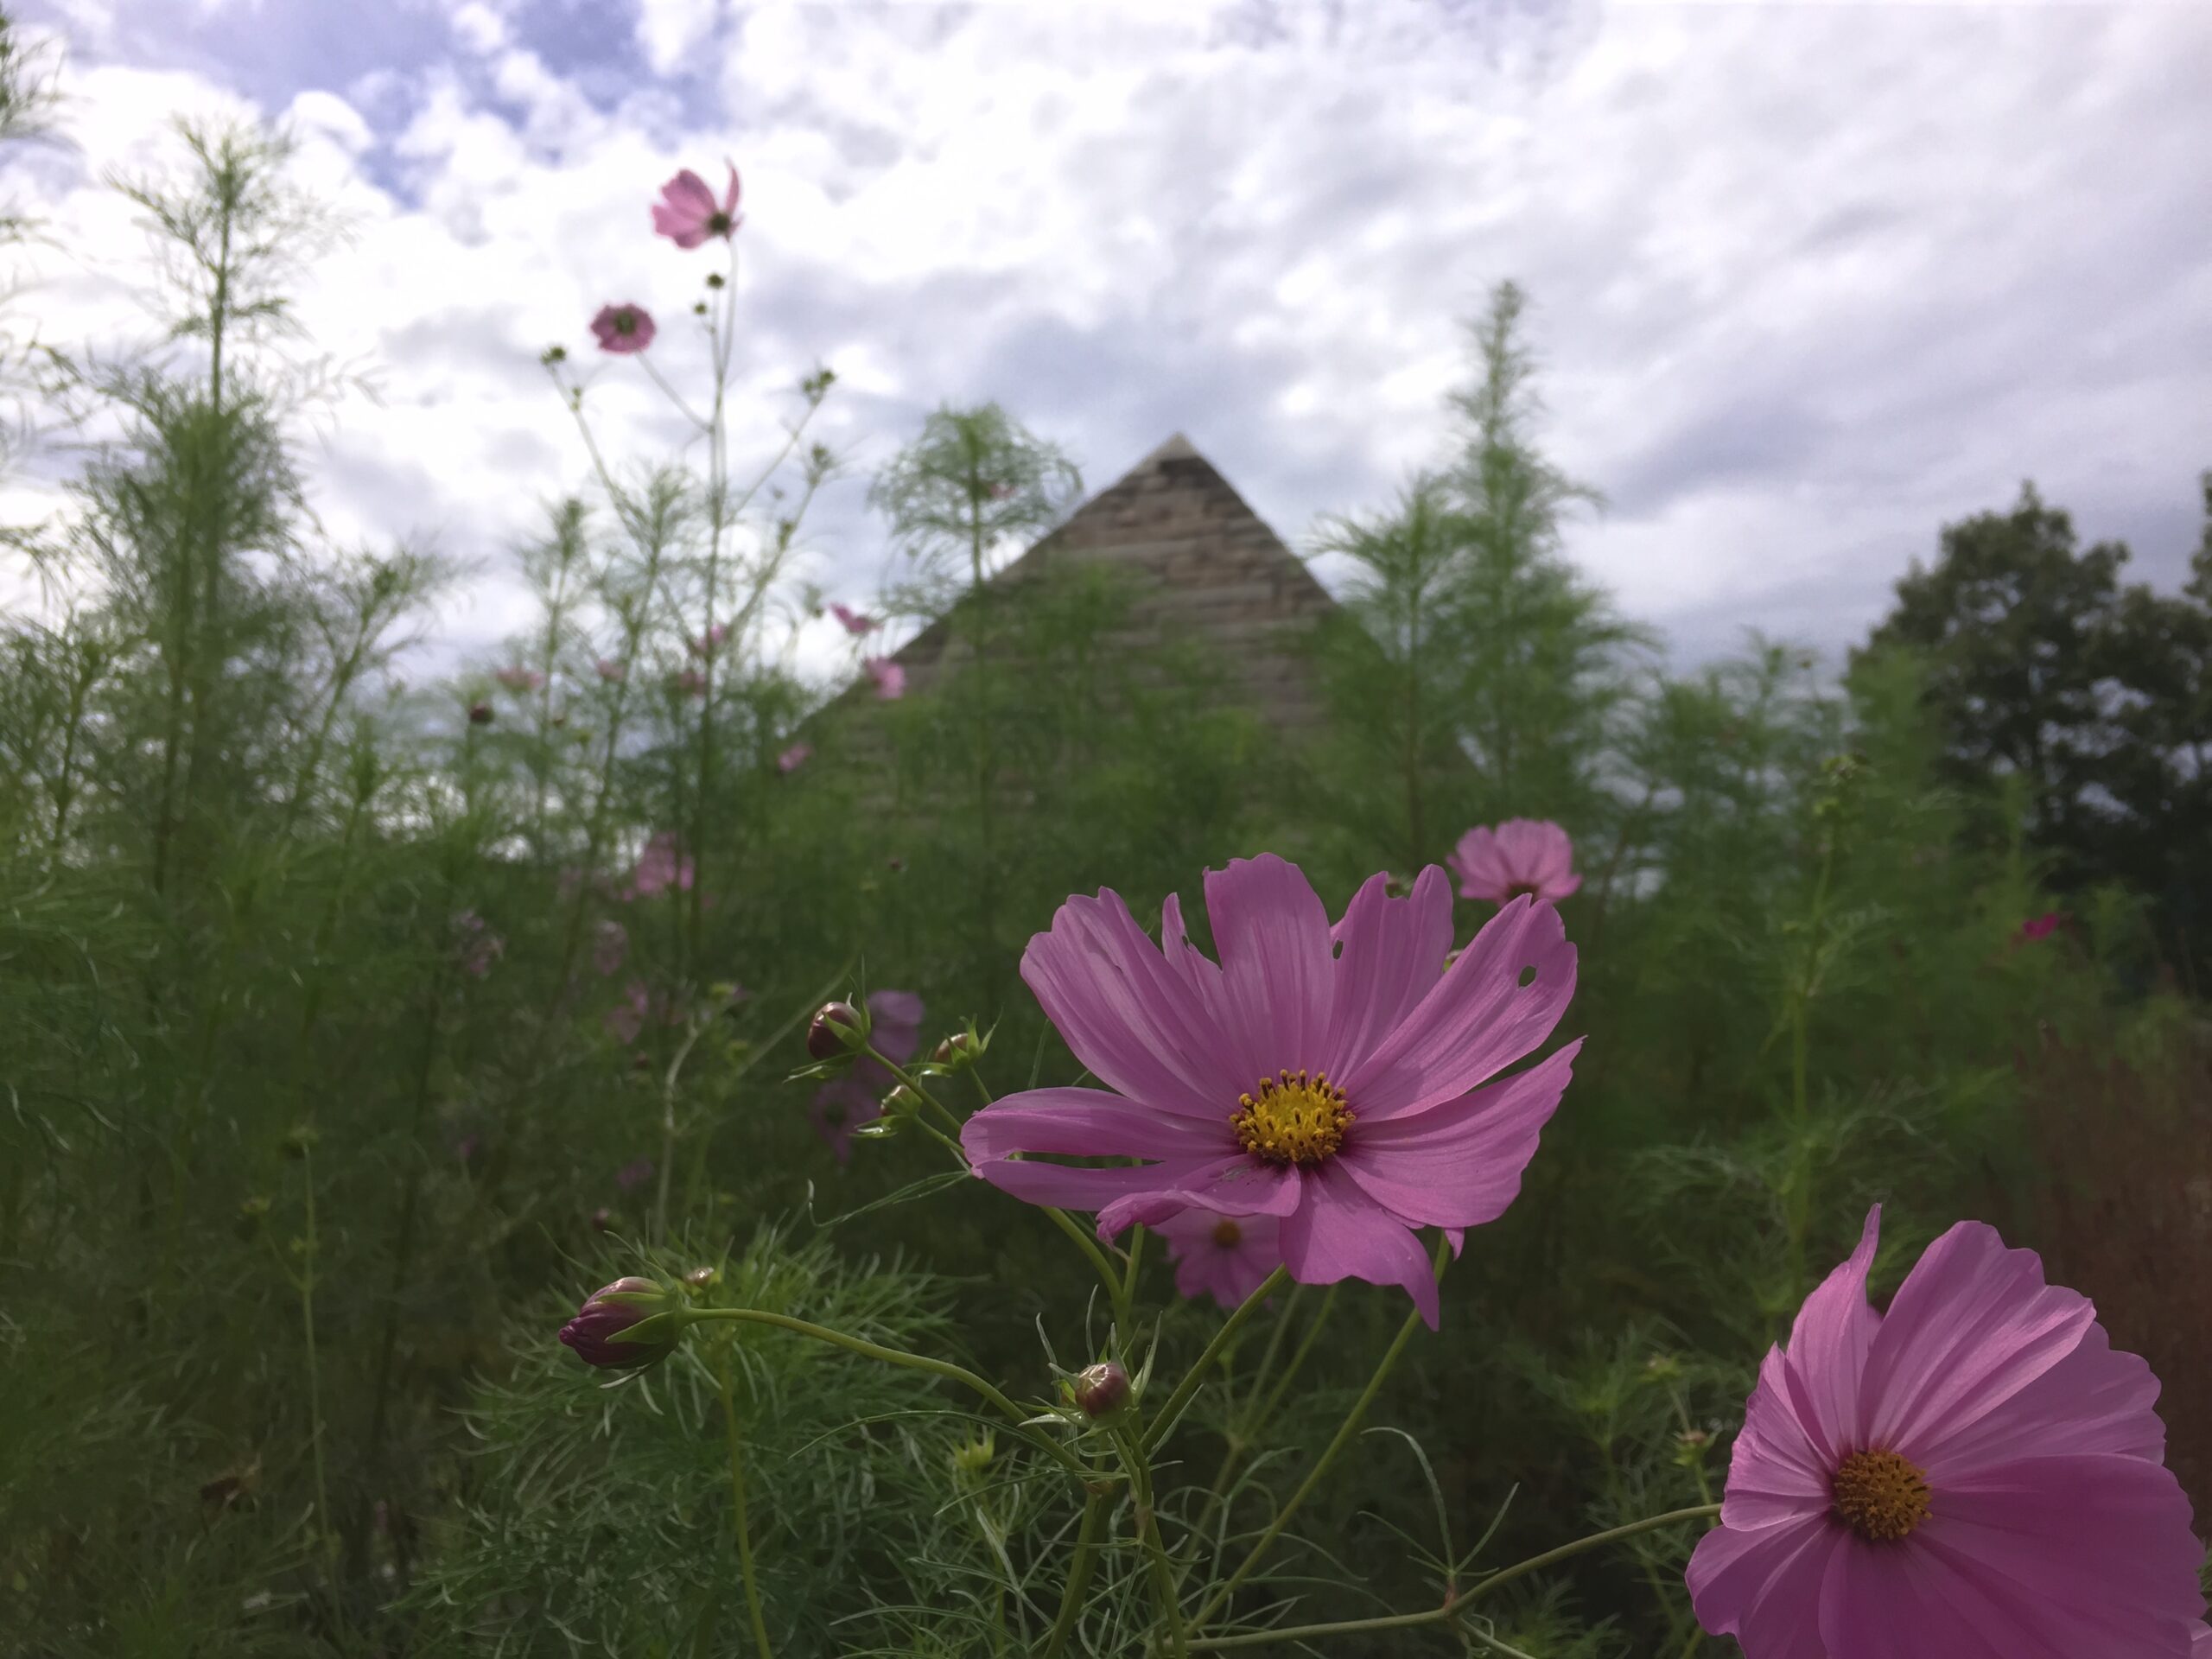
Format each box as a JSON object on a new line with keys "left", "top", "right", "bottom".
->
{"left": 1211, "top": 1217, "right": 1243, "bottom": 1248}
{"left": 1231, "top": 1070, "right": 1353, "bottom": 1166}
{"left": 1831, "top": 1448, "right": 1932, "bottom": 1541}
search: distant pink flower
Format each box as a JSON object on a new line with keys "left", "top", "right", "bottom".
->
{"left": 777, "top": 741, "right": 812, "bottom": 774}
{"left": 674, "top": 668, "right": 706, "bottom": 697}
{"left": 1448, "top": 819, "right": 1581, "bottom": 905}
{"left": 959, "top": 856, "right": 1580, "bottom": 1327}
{"left": 864, "top": 656, "right": 906, "bottom": 701}
{"left": 590, "top": 302, "right": 656, "bottom": 354}
{"left": 592, "top": 919, "right": 627, "bottom": 976}
{"left": 1154, "top": 1208, "right": 1283, "bottom": 1310}
{"left": 652, "top": 162, "right": 742, "bottom": 249}
{"left": 615, "top": 1155, "right": 654, "bottom": 1192}
{"left": 624, "top": 832, "right": 694, "bottom": 899}
{"left": 454, "top": 910, "right": 505, "bottom": 978}
{"left": 687, "top": 624, "right": 729, "bottom": 658}
{"left": 1688, "top": 1205, "right": 2205, "bottom": 1658}
{"left": 810, "top": 988, "right": 925, "bottom": 1163}
{"left": 829, "top": 602, "right": 878, "bottom": 637}
{"left": 494, "top": 665, "right": 545, "bottom": 693}
{"left": 595, "top": 658, "right": 627, "bottom": 683}
{"left": 2016, "top": 911, "right": 2064, "bottom": 944}
{"left": 987, "top": 480, "right": 1014, "bottom": 500}
{"left": 603, "top": 978, "right": 682, "bottom": 1044}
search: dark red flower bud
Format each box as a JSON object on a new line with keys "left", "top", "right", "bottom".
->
{"left": 1072, "top": 1361, "right": 1130, "bottom": 1419}
{"left": 807, "top": 1000, "right": 865, "bottom": 1060}
{"left": 557, "top": 1275, "right": 682, "bottom": 1370}
{"left": 468, "top": 702, "right": 494, "bottom": 726}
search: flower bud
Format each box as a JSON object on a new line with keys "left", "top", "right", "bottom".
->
{"left": 467, "top": 702, "right": 493, "bottom": 726}
{"left": 683, "top": 1265, "right": 719, "bottom": 1292}
{"left": 950, "top": 1431, "right": 995, "bottom": 1477}
{"left": 932, "top": 1031, "right": 975, "bottom": 1067}
{"left": 236, "top": 1194, "right": 271, "bottom": 1240}
{"left": 558, "top": 1275, "right": 683, "bottom": 1370}
{"left": 881, "top": 1084, "right": 923, "bottom": 1120}
{"left": 1071, "top": 1361, "right": 1130, "bottom": 1419}
{"left": 589, "top": 1205, "right": 613, "bottom": 1233}
{"left": 806, "top": 1000, "right": 866, "bottom": 1060}
{"left": 281, "top": 1123, "right": 319, "bottom": 1160}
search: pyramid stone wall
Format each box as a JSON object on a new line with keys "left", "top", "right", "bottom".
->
{"left": 887, "top": 434, "right": 1337, "bottom": 728}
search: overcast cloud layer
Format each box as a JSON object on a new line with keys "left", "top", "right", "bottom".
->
{"left": 9, "top": 0, "right": 2210, "bottom": 679}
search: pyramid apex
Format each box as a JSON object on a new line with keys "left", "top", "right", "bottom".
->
{"left": 1133, "top": 431, "right": 1202, "bottom": 469}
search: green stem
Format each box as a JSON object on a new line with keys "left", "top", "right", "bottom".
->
{"left": 717, "top": 1362, "right": 774, "bottom": 1659}
{"left": 1183, "top": 1505, "right": 1721, "bottom": 1651}
{"left": 1121, "top": 1430, "right": 1188, "bottom": 1658}
{"left": 1039, "top": 1489, "right": 1109, "bottom": 1659}
{"left": 1141, "top": 1267, "right": 1291, "bottom": 1456}
{"left": 298, "top": 1147, "right": 335, "bottom": 1588}
{"left": 684, "top": 1307, "right": 1090, "bottom": 1479}
{"left": 1117, "top": 1224, "right": 1146, "bottom": 1333}
{"left": 1190, "top": 1244, "right": 1445, "bottom": 1630}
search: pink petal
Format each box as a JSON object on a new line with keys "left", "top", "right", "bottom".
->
{"left": 1859, "top": 1221, "right": 2096, "bottom": 1469}
{"left": 1341, "top": 895, "right": 1576, "bottom": 1119}
{"left": 664, "top": 168, "right": 715, "bottom": 215}
{"left": 1912, "top": 1453, "right": 2207, "bottom": 1651}
{"left": 1276, "top": 1161, "right": 1440, "bottom": 1326}
{"left": 1096, "top": 1156, "right": 1302, "bottom": 1236}
{"left": 961, "top": 1088, "right": 1228, "bottom": 1163}
{"left": 1202, "top": 855, "right": 1335, "bottom": 1080}
{"left": 1319, "top": 867, "right": 1454, "bottom": 1079}
{"left": 1815, "top": 1535, "right": 2025, "bottom": 1659}
{"left": 1919, "top": 1317, "right": 2166, "bottom": 1473}
{"left": 1159, "top": 891, "right": 1223, "bottom": 1001}
{"left": 718, "top": 161, "right": 741, "bottom": 217}
{"left": 1336, "top": 1040, "right": 1577, "bottom": 1230}
{"left": 1779, "top": 1205, "right": 1884, "bottom": 1464}
{"left": 1686, "top": 1516, "right": 1840, "bottom": 1659}
{"left": 1019, "top": 888, "right": 1246, "bottom": 1119}
{"left": 1448, "top": 826, "right": 1512, "bottom": 901}
{"left": 1720, "top": 1345, "right": 1841, "bottom": 1531}
{"left": 975, "top": 1154, "right": 1224, "bottom": 1214}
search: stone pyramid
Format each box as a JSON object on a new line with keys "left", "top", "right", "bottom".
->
{"left": 886, "top": 433, "right": 1337, "bottom": 728}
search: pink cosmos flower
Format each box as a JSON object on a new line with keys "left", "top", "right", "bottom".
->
{"left": 624, "top": 832, "right": 695, "bottom": 900}
{"left": 590, "top": 302, "right": 656, "bottom": 354}
{"left": 829, "top": 602, "right": 878, "bottom": 637}
{"left": 595, "top": 658, "right": 627, "bottom": 683}
{"left": 1448, "top": 819, "right": 1581, "bottom": 904}
{"left": 810, "top": 988, "right": 924, "bottom": 1164}
{"left": 603, "top": 979, "right": 683, "bottom": 1045}
{"left": 687, "top": 624, "right": 729, "bottom": 658}
{"left": 959, "top": 856, "right": 1579, "bottom": 1326}
{"left": 864, "top": 656, "right": 906, "bottom": 701}
{"left": 2016, "top": 911, "right": 2063, "bottom": 944}
{"left": 674, "top": 668, "right": 706, "bottom": 697}
{"left": 592, "top": 918, "right": 627, "bottom": 976}
{"left": 1154, "top": 1208, "right": 1284, "bottom": 1310}
{"left": 652, "top": 162, "right": 741, "bottom": 249}
{"left": 1688, "top": 1205, "right": 2205, "bottom": 1658}
{"left": 494, "top": 664, "right": 545, "bottom": 693}
{"left": 777, "top": 741, "right": 812, "bottom": 774}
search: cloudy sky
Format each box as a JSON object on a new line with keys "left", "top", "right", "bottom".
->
{"left": 8, "top": 0, "right": 2210, "bottom": 679}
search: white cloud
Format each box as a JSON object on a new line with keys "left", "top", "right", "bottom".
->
{"left": 6, "top": 0, "right": 2209, "bottom": 680}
